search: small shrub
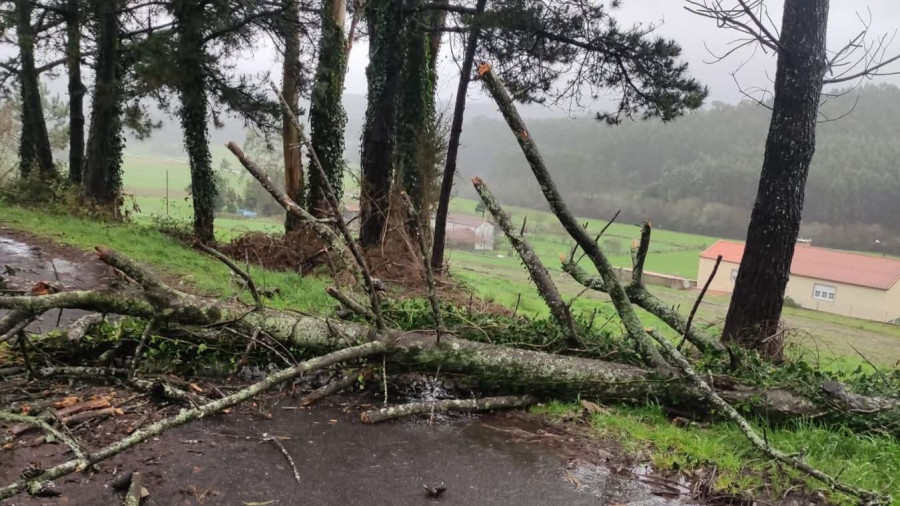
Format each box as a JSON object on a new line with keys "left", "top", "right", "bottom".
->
{"left": 783, "top": 296, "right": 802, "bottom": 309}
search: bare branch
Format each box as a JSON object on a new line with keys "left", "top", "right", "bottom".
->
{"left": 194, "top": 242, "right": 264, "bottom": 310}
{"left": 678, "top": 255, "right": 722, "bottom": 351}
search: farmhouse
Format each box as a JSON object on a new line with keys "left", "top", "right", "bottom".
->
{"left": 698, "top": 240, "right": 900, "bottom": 323}
{"left": 432, "top": 213, "right": 496, "bottom": 250}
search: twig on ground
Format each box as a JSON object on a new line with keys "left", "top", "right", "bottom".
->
{"left": 0, "top": 342, "right": 386, "bottom": 501}
{"left": 645, "top": 329, "right": 892, "bottom": 506}
{"left": 123, "top": 471, "right": 143, "bottom": 506}
{"left": 360, "top": 395, "right": 538, "bottom": 424}
{"left": 0, "top": 411, "right": 86, "bottom": 460}
{"left": 679, "top": 255, "right": 722, "bottom": 351}
{"left": 194, "top": 242, "right": 264, "bottom": 310}
{"left": 129, "top": 318, "right": 156, "bottom": 375}
{"left": 300, "top": 368, "right": 368, "bottom": 406}
{"left": 263, "top": 434, "right": 301, "bottom": 484}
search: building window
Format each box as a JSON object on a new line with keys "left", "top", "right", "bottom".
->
{"left": 730, "top": 269, "right": 738, "bottom": 282}
{"left": 813, "top": 284, "right": 836, "bottom": 302}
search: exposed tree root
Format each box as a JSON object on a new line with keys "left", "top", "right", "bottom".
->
{"left": 360, "top": 395, "right": 538, "bottom": 424}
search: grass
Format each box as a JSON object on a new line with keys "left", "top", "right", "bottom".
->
{"left": 0, "top": 203, "right": 332, "bottom": 313}
{"left": 533, "top": 402, "right": 900, "bottom": 505}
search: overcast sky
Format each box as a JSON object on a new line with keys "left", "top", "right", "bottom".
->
{"left": 232, "top": 0, "right": 900, "bottom": 119}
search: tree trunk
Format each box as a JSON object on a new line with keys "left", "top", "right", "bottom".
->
{"left": 431, "top": 0, "right": 488, "bottom": 271}
{"left": 174, "top": 0, "right": 216, "bottom": 243}
{"left": 281, "top": 0, "right": 304, "bottom": 231}
{"left": 15, "top": 0, "right": 54, "bottom": 177}
{"left": 307, "top": 0, "right": 347, "bottom": 217}
{"left": 722, "top": 0, "right": 829, "bottom": 360}
{"left": 394, "top": 0, "right": 435, "bottom": 231}
{"left": 83, "top": 0, "right": 123, "bottom": 206}
{"left": 358, "top": 0, "right": 406, "bottom": 247}
{"left": 66, "top": 0, "right": 85, "bottom": 184}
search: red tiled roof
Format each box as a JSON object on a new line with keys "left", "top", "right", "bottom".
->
{"left": 446, "top": 227, "right": 478, "bottom": 244}
{"left": 700, "top": 240, "right": 900, "bottom": 290}
{"left": 447, "top": 213, "right": 492, "bottom": 228}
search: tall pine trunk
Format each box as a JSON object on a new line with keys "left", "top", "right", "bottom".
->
{"left": 174, "top": 0, "right": 216, "bottom": 243}
{"left": 431, "top": 0, "right": 487, "bottom": 271}
{"left": 282, "top": 0, "right": 304, "bottom": 231}
{"left": 307, "top": 0, "right": 347, "bottom": 217}
{"left": 66, "top": 0, "right": 85, "bottom": 184}
{"left": 358, "top": 0, "right": 405, "bottom": 247}
{"left": 15, "top": 0, "right": 54, "bottom": 177}
{"left": 83, "top": 0, "right": 123, "bottom": 206}
{"left": 722, "top": 0, "right": 829, "bottom": 360}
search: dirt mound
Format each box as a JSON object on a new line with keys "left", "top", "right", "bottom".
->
{"left": 219, "top": 227, "right": 329, "bottom": 274}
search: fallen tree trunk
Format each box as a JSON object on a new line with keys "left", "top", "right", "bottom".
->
{"left": 3, "top": 257, "right": 896, "bottom": 424}
{"left": 360, "top": 395, "right": 538, "bottom": 424}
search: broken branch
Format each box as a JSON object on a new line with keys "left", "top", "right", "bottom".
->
{"left": 646, "top": 329, "right": 891, "bottom": 506}
{"left": 195, "top": 242, "right": 264, "bottom": 310}
{"left": 477, "top": 62, "right": 666, "bottom": 368}
{"left": 473, "top": 177, "right": 583, "bottom": 349}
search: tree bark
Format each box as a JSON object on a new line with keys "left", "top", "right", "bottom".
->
{"left": 281, "top": 0, "right": 304, "bottom": 231}
{"left": 431, "top": 0, "right": 488, "bottom": 272}
{"left": 358, "top": 0, "right": 406, "bottom": 247}
{"left": 174, "top": 0, "right": 216, "bottom": 243}
{"left": 307, "top": 0, "right": 347, "bottom": 217}
{"left": 722, "top": 0, "right": 829, "bottom": 360}
{"left": 83, "top": 0, "right": 124, "bottom": 206}
{"left": 15, "top": 0, "right": 55, "bottom": 177}
{"left": 395, "top": 0, "right": 436, "bottom": 230}
{"left": 66, "top": 0, "right": 85, "bottom": 184}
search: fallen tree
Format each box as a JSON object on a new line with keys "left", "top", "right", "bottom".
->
{"left": 1, "top": 249, "right": 896, "bottom": 422}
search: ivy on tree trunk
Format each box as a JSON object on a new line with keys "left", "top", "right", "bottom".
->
{"left": 394, "top": 0, "right": 436, "bottom": 231}
{"left": 83, "top": 0, "right": 124, "bottom": 206}
{"left": 307, "top": 0, "right": 347, "bottom": 217}
{"left": 174, "top": 0, "right": 216, "bottom": 243}
{"left": 358, "top": 0, "right": 405, "bottom": 247}
{"left": 722, "top": 0, "right": 829, "bottom": 360}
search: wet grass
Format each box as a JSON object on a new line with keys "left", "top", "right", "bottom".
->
{"left": 0, "top": 203, "right": 332, "bottom": 313}
{"left": 533, "top": 402, "right": 900, "bottom": 505}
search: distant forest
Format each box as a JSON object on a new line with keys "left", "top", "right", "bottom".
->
{"left": 451, "top": 84, "right": 900, "bottom": 254}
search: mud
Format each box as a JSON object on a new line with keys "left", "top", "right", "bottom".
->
{"left": 0, "top": 227, "right": 113, "bottom": 333}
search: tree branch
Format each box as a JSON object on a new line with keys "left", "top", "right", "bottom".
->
{"left": 477, "top": 63, "right": 666, "bottom": 367}
{"left": 473, "top": 177, "right": 583, "bottom": 349}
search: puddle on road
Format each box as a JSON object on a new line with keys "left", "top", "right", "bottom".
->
{"left": 0, "top": 236, "right": 36, "bottom": 257}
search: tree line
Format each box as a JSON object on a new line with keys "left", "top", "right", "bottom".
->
{"left": 453, "top": 83, "right": 900, "bottom": 254}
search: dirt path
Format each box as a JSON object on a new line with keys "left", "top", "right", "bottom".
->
{"left": 1, "top": 230, "right": 697, "bottom": 505}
